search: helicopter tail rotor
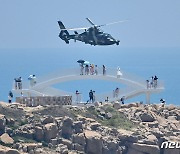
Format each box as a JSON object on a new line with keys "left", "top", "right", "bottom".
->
{"left": 116, "top": 40, "right": 120, "bottom": 45}
{"left": 58, "top": 21, "right": 70, "bottom": 44}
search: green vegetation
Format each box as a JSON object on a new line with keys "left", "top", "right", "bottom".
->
{"left": 71, "top": 105, "right": 135, "bottom": 130}
{"left": 19, "top": 119, "right": 28, "bottom": 126}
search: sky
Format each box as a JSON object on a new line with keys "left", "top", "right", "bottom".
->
{"left": 0, "top": 0, "right": 180, "bottom": 49}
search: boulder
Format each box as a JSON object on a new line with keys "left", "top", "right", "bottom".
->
{"left": 129, "top": 143, "right": 160, "bottom": 154}
{"left": 90, "top": 122, "right": 101, "bottom": 131}
{"left": 0, "top": 145, "right": 20, "bottom": 154}
{"left": 167, "top": 104, "right": 176, "bottom": 110}
{"left": 6, "top": 118, "right": 15, "bottom": 126}
{"left": 56, "top": 144, "right": 68, "bottom": 154}
{"left": 85, "top": 130, "right": 102, "bottom": 154}
{"left": 127, "top": 103, "right": 139, "bottom": 108}
{"left": 105, "top": 112, "right": 112, "bottom": 119}
{"left": 42, "top": 116, "right": 54, "bottom": 124}
{"left": 73, "top": 121, "right": 83, "bottom": 134}
{"left": 127, "top": 147, "right": 144, "bottom": 154}
{"left": 163, "top": 148, "right": 180, "bottom": 154}
{"left": 62, "top": 117, "right": 73, "bottom": 139}
{"left": 0, "top": 133, "right": 14, "bottom": 144}
{"left": 22, "top": 143, "right": 42, "bottom": 152}
{"left": 140, "top": 113, "right": 155, "bottom": 122}
{"left": 72, "top": 133, "right": 86, "bottom": 146}
{"left": 148, "top": 121, "right": 159, "bottom": 128}
{"left": 73, "top": 143, "right": 84, "bottom": 152}
{"left": 113, "top": 103, "right": 121, "bottom": 110}
{"left": 94, "top": 101, "right": 101, "bottom": 107}
{"left": 14, "top": 124, "right": 34, "bottom": 139}
{"left": 60, "top": 138, "right": 73, "bottom": 150}
{"left": 44, "top": 123, "right": 58, "bottom": 142}
{"left": 34, "top": 126, "right": 44, "bottom": 141}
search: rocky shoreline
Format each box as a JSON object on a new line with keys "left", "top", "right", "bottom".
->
{"left": 0, "top": 101, "right": 179, "bottom": 154}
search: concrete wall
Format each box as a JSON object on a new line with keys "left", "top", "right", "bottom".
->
{"left": 16, "top": 96, "right": 72, "bottom": 107}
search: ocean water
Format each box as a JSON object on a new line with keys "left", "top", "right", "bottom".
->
{"left": 0, "top": 47, "right": 179, "bottom": 105}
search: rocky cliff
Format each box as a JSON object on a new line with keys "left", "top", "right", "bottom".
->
{"left": 0, "top": 101, "right": 179, "bottom": 154}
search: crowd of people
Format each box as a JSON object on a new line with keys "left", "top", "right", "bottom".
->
{"left": 14, "top": 74, "right": 37, "bottom": 90}
{"left": 146, "top": 75, "right": 158, "bottom": 89}
{"left": 79, "top": 64, "right": 106, "bottom": 76}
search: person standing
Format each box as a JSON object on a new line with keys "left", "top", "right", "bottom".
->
{"left": 150, "top": 76, "right": 154, "bottom": 88}
{"left": 93, "top": 91, "right": 96, "bottom": 102}
{"left": 154, "top": 75, "right": 158, "bottom": 88}
{"left": 146, "top": 80, "right": 150, "bottom": 89}
{"left": 8, "top": 91, "right": 13, "bottom": 103}
{"left": 28, "top": 75, "right": 37, "bottom": 87}
{"left": 121, "top": 96, "right": 125, "bottom": 104}
{"left": 85, "top": 65, "right": 89, "bottom": 75}
{"left": 95, "top": 65, "right": 98, "bottom": 75}
{"left": 89, "top": 90, "right": 93, "bottom": 103}
{"left": 117, "top": 67, "right": 122, "bottom": 78}
{"left": 80, "top": 63, "right": 84, "bottom": 75}
{"left": 75, "top": 90, "right": 81, "bottom": 103}
{"left": 17, "top": 77, "right": 22, "bottom": 89}
{"left": 103, "top": 65, "right": 105, "bottom": 75}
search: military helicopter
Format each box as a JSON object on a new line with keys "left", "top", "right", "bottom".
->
{"left": 58, "top": 18, "right": 127, "bottom": 46}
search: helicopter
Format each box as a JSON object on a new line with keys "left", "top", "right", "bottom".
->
{"left": 58, "top": 18, "right": 127, "bottom": 46}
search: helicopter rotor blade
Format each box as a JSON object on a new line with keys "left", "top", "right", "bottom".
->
{"left": 98, "top": 20, "right": 128, "bottom": 27}
{"left": 86, "top": 18, "right": 96, "bottom": 26}
{"left": 60, "top": 27, "right": 90, "bottom": 31}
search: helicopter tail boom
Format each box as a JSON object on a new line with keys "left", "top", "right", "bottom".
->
{"left": 58, "top": 21, "right": 70, "bottom": 44}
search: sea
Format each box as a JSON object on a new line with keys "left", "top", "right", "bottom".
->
{"left": 0, "top": 47, "right": 179, "bottom": 106}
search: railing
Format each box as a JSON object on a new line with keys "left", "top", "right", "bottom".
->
{"left": 12, "top": 67, "right": 164, "bottom": 102}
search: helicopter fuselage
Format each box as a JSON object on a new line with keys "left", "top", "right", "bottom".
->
{"left": 58, "top": 20, "right": 120, "bottom": 46}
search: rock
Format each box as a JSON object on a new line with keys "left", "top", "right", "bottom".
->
{"left": 6, "top": 149, "right": 20, "bottom": 154}
{"left": 127, "top": 103, "right": 139, "bottom": 108}
{"left": 85, "top": 130, "right": 102, "bottom": 154}
{"left": 0, "top": 145, "right": 20, "bottom": 154}
{"left": 97, "top": 115, "right": 104, "bottom": 120}
{"left": 56, "top": 144, "right": 68, "bottom": 154}
{"left": 44, "top": 123, "right": 58, "bottom": 142}
{"left": 90, "top": 122, "right": 101, "bottom": 131}
{"left": 150, "top": 128, "right": 164, "bottom": 138}
{"left": 0, "top": 114, "right": 6, "bottom": 133}
{"left": 138, "top": 134, "right": 158, "bottom": 145}
{"left": 148, "top": 121, "right": 159, "bottom": 128}
{"left": 6, "top": 118, "right": 15, "bottom": 126}
{"left": 62, "top": 117, "right": 73, "bottom": 139}
{"left": 163, "top": 148, "right": 180, "bottom": 154}
{"left": 73, "top": 121, "right": 83, "bottom": 134}
{"left": 167, "top": 104, "right": 176, "bottom": 110}
{"left": 129, "top": 143, "right": 160, "bottom": 154}
{"left": 168, "top": 116, "right": 177, "bottom": 121}
{"left": 94, "top": 101, "right": 101, "bottom": 107}
{"left": 14, "top": 124, "right": 34, "bottom": 139}
{"left": 72, "top": 133, "right": 86, "bottom": 146}
{"left": 73, "top": 143, "right": 84, "bottom": 152}
{"left": 50, "top": 138, "right": 58, "bottom": 146}
{"left": 22, "top": 143, "right": 42, "bottom": 152}
{"left": 60, "top": 138, "right": 73, "bottom": 150}
{"left": 34, "top": 126, "right": 44, "bottom": 141}
{"left": 139, "top": 112, "right": 155, "bottom": 122}
{"left": 42, "top": 116, "right": 54, "bottom": 124}
{"left": 0, "top": 133, "right": 14, "bottom": 144}
{"left": 99, "top": 110, "right": 106, "bottom": 116}
{"left": 113, "top": 103, "right": 121, "bottom": 109}
{"left": 127, "top": 147, "right": 144, "bottom": 154}
{"left": 105, "top": 112, "right": 112, "bottom": 119}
